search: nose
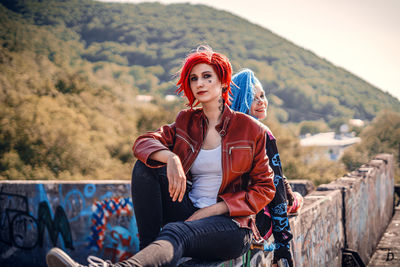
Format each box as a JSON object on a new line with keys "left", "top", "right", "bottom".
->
{"left": 197, "top": 78, "right": 205, "bottom": 88}
{"left": 254, "top": 97, "right": 264, "bottom": 105}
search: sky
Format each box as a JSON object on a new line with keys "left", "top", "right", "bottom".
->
{"left": 99, "top": 0, "right": 400, "bottom": 101}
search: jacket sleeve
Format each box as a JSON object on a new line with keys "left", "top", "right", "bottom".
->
{"left": 265, "top": 133, "right": 293, "bottom": 249}
{"left": 132, "top": 122, "right": 176, "bottom": 168}
{"left": 219, "top": 128, "right": 276, "bottom": 217}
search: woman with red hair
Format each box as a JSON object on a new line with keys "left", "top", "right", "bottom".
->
{"left": 46, "top": 46, "right": 276, "bottom": 267}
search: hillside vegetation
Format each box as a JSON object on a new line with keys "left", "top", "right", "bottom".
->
{"left": 0, "top": 0, "right": 399, "bottom": 181}
{"left": 341, "top": 110, "right": 400, "bottom": 182}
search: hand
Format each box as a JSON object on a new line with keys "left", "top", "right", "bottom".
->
{"left": 186, "top": 202, "right": 229, "bottom": 221}
{"left": 166, "top": 154, "right": 186, "bottom": 202}
{"left": 286, "top": 191, "right": 295, "bottom": 207}
{"left": 283, "top": 177, "right": 295, "bottom": 206}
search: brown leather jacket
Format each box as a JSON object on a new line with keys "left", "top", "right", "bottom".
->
{"left": 133, "top": 105, "right": 275, "bottom": 230}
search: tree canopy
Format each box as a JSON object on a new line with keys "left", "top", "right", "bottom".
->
{"left": 0, "top": 0, "right": 399, "bottom": 180}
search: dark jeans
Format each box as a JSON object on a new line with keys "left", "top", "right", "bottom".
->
{"left": 123, "top": 160, "right": 252, "bottom": 267}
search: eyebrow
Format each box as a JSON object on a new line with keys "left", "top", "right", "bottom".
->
{"left": 190, "top": 71, "right": 212, "bottom": 77}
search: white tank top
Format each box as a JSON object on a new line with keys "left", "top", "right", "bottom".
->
{"left": 189, "top": 145, "right": 223, "bottom": 208}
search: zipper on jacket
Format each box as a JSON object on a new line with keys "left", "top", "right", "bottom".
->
{"left": 219, "top": 136, "right": 225, "bottom": 194}
{"left": 228, "top": 146, "right": 252, "bottom": 155}
{"left": 185, "top": 122, "right": 205, "bottom": 175}
{"left": 176, "top": 133, "right": 194, "bottom": 152}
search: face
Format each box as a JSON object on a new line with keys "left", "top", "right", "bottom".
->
{"left": 189, "top": 63, "right": 222, "bottom": 105}
{"left": 250, "top": 84, "right": 268, "bottom": 120}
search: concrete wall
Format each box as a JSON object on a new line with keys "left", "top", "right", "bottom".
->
{"left": 287, "top": 179, "right": 315, "bottom": 197}
{"left": 0, "top": 181, "right": 136, "bottom": 267}
{"left": 289, "top": 189, "right": 344, "bottom": 266}
{"left": 0, "top": 154, "right": 394, "bottom": 267}
{"left": 317, "top": 154, "right": 394, "bottom": 264}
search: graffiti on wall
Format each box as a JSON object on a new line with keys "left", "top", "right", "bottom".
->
{"left": 0, "top": 193, "right": 37, "bottom": 251}
{"left": 88, "top": 197, "right": 139, "bottom": 262}
{"left": 0, "top": 192, "right": 73, "bottom": 258}
{"left": 0, "top": 184, "right": 139, "bottom": 265}
{"left": 218, "top": 249, "right": 269, "bottom": 267}
{"left": 291, "top": 194, "right": 344, "bottom": 267}
{"left": 38, "top": 201, "right": 74, "bottom": 249}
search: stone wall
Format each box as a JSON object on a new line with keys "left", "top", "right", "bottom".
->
{"left": 0, "top": 181, "right": 135, "bottom": 267}
{"left": 289, "top": 189, "right": 344, "bottom": 266}
{"left": 0, "top": 154, "right": 394, "bottom": 267}
{"left": 317, "top": 154, "right": 394, "bottom": 264}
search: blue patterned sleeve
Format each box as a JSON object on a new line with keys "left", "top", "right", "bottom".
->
{"left": 265, "top": 131, "right": 293, "bottom": 250}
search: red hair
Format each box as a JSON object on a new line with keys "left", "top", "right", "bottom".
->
{"left": 176, "top": 47, "right": 232, "bottom": 107}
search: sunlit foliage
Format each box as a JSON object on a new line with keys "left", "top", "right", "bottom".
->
{"left": 341, "top": 110, "right": 400, "bottom": 183}
{"left": 0, "top": 0, "right": 399, "bottom": 181}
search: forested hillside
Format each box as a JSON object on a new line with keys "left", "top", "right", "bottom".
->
{"left": 0, "top": 0, "right": 399, "bottom": 180}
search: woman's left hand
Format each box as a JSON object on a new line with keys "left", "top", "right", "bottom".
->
{"left": 186, "top": 201, "right": 229, "bottom": 221}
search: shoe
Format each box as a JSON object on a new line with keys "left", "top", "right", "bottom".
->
{"left": 46, "top": 247, "right": 111, "bottom": 267}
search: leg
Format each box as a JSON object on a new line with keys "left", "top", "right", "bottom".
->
{"left": 46, "top": 161, "right": 199, "bottom": 267}
{"left": 131, "top": 160, "right": 197, "bottom": 249}
{"left": 177, "top": 215, "right": 252, "bottom": 261}
{"left": 46, "top": 216, "right": 251, "bottom": 267}
{"left": 121, "top": 215, "right": 252, "bottom": 267}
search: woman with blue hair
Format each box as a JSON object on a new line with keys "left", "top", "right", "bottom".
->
{"left": 231, "top": 69, "right": 301, "bottom": 266}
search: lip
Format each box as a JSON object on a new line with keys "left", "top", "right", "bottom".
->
{"left": 196, "top": 90, "right": 207, "bottom": 95}
{"left": 256, "top": 108, "right": 266, "bottom": 112}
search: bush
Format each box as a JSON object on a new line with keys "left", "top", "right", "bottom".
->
{"left": 341, "top": 110, "right": 400, "bottom": 183}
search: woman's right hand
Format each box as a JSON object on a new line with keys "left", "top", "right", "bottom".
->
{"left": 166, "top": 154, "right": 187, "bottom": 202}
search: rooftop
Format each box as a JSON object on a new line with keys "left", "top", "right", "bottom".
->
{"left": 300, "top": 131, "right": 361, "bottom": 147}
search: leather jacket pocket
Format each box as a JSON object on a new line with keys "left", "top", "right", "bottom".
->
{"left": 228, "top": 145, "right": 253, "bottom": 174}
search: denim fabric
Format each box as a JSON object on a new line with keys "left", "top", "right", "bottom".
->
{"left": 131, "top": 160, "right": 197, "bottom": 249}
{"left": 157, "top": 215, "right": 251, "bottom": 265}
{"left": 129, "top": 160, "right": 252, "bottom": 267}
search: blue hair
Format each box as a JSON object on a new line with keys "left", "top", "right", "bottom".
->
{"left": 230, "top": 69, "right": 262, "bottom": 115}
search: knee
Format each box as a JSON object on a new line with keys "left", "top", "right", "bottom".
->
{"left": 158, "top": 222, "right": 191, "bottom": 243}
{"left": 161, "top": 222, "right": 185, "bottom": 235}
{"left": 132, "top": 160, "right": 151, "bottom": 181}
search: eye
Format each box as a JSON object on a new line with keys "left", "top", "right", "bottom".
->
{"left": 203, "top": 74, "right": 211, "bottom": 79}
{"left": 260, "top": 94, "right": 265, "bottom": 99}
{"left": 190, "top": 76, "right": 197, "bottom": 82}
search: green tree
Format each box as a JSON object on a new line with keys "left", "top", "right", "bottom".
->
{"left": 341, "top": 110, "right": 400, "bottom": 182}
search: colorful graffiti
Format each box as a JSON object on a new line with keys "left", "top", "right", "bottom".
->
{"left": 217, "top": 249, "right": 270, "bottom": 267}
{"left": 0, "top": 183, "right": 139, "bottom": 266}
{"left": 88, "top": 196, "right": 139, "bottom": 262}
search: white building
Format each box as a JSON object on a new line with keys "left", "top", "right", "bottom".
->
{"left": 300, "top": 132, "right": 361, "bottom": 160}
{"left": 136, "top": 95, "right": 153, "bottom": 102}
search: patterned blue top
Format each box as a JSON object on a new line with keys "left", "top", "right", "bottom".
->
{"left": 256, "top": 128, "right": 293, "bottom": 251}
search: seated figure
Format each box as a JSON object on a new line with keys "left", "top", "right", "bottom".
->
{"left": 231, "top": 69, "right": 303, "bottom": 266}
{"left": 46, "top": 47, "right": 276, "bottom": 267}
